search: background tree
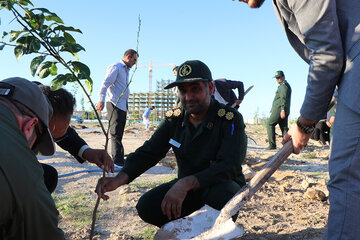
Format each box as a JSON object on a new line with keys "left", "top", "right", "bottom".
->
{"left": 0, "top": 1, "right": 140, "bottom": 238}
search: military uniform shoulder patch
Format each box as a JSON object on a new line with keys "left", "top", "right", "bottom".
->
{"left": 217, "top": 108, "right": 235, "bottom": 120}
{"left": 225, "top": 111, "right": 234, "bottom": 120}
{"left": 165, "top": 109, "right": 174, "bottom": 118}
{"left": 173, "top": 108, "right": 182, "bottom": 117}
{"left": 217, "top": 108, "right": 226, "bottom": 117}
{"left": 165, "top": 108, "right": 182, "bottom": 118}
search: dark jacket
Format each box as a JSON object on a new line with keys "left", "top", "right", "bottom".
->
{"left": 214, "top": 79, "right": 244, "bottom": 105}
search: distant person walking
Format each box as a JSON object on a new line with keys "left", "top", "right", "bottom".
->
{"left": 213, "top": 78, "right": 244, "bottom": 109}
{"left": 266, "top": 71, "right": 291, "bottom": 150}
{"left": 96, "top": 49, "right": 139, "bottom": 166}
{"left": 142, "top": 106, "right": 155, "bottom": 130}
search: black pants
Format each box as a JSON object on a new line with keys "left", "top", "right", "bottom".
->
{"left": 136, "top": 179, "right": 242, "bottom": 227}
{"left": 42, "top": 163, "right": 58, "bottom": 193}
{"left": 106, "top": 102, "right": 127, "bottom": 165}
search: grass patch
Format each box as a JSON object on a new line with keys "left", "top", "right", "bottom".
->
{"left": 53, "top": 191, "right": 95, "bottom": 227}
{"left": 301, "top": 152, "right": 317, "bottom": 159}
{"left": 134, "top": 226, "right": 157, "bottom": 240}
{"left": 129, "top": 176, "right": 176, "bottom": 191}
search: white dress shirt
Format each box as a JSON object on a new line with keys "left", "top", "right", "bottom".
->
{"left": 98, "top": 60, "right": 130, "bottom": 111}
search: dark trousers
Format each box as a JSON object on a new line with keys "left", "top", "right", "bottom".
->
{"left": 266, "top": 112, "right": 288, "bottom": 148}
{"left": 136, "top": 179, "right": 242, "bottom": 227}
{"left": 106, "top": 102, "right": 127, "bottom": 166}
{"left": 42, "top": 163, "right": 58, "bottom": 193}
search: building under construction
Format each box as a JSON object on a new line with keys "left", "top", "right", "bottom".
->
{"left": 128, "top": 79, "right": 177, "bottom": 121}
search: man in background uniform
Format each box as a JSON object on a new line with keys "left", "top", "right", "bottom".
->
{"left": 266, "top": 70, "right": 291, "bottom": 150}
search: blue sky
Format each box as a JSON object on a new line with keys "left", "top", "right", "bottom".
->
{"left": 0, "top": 0, "right": 309, "bottom": 120}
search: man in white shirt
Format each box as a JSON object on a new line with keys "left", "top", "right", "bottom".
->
{"left": 96, "top": 49, "right": 138, "bottom": 166}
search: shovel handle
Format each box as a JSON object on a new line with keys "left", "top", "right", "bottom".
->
{"left": 215, "top": 140, "right": 294, "bottom": 224}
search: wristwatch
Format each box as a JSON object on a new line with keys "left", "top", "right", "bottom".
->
{"left": 296, "top": 117, "right": 315, "bottom": 134}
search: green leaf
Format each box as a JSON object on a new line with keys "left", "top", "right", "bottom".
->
{"left": 60, "top": 43, "right": 85, "bottom": 53}
{"left": 30, "top": 55, "right": 45, "bottom": 76}
{"left": 50, "top": 74, "right": 66, "bottom": 90}
{"left": 2, "top": 31, "right": 8, "bottom": 39}
{"left": 16, "top": 35, "right": 40, "bottom": 54}
{"left": 64, "top": 73, "right": 77, "bottom": 82}
{"left": 71, "top": 61, "right": 90, "bottom": 79}
{"left": 0, "top": 0, "right": 14, "bottom": 10}
{"left": 49, "top": 36, "right": 66, "bottom": 47}
{"left": 19, "top": 0, "right": 33, "bottom": 6}
{"left": 0, "top": 44, "right": 4, "bottom": 51}
{"left": 85, "top": 78, "right": 93, "bottom": 95}
{"left": 50, "top": 62, "right": 57, "bottom": 76}
{"left": 45, "top": 14, "right": 63, "bottom": 24}
{"left": 64, "top": 32, "right": 75, "bottom": 44}
{"left": 10, "top": 30, "right": 23, "bottom": 42}
{"left": 29, "top": 38, "right": 41, "bottom": 52}
{"left": 14, "top": 45, "right": 27, "bottom": 60}
{"left": 53, "top": 25, "right": 82, "bottom": 34}
{"left": 32, "top": 8, "right": 63, "bottom": 24}
{"left": 36, "top": 61, "right": 53, "bottom": 79}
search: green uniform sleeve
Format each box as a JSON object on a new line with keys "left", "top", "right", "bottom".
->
{"left": 121, "top": 119, "right": 172, "bottom": 182}
{"left": 278, "top": 83, "right": 290, "bottom": 112}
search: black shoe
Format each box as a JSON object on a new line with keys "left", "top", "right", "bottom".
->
{"left": 265, "top": 146, "right": 276, "bottom": 150}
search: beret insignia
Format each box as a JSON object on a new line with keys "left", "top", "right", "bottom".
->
{"left": 217, "top": 109, "right": 226, "bottom": 117}
{"left": 178, "top": 64, "right": 192, "bottom": 77}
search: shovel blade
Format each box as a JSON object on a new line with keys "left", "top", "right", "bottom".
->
{"left": 154, "top": 205, "right": 244, "bottom": 240}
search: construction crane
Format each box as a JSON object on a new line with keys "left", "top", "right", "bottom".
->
{"left": 138, "top": 59, "right": 176, "bottom": 93}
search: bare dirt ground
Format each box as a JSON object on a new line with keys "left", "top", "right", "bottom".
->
{"left": 39, "top": 122, "right": 331, "bottom": 240}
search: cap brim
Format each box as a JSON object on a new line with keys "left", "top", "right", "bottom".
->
{"left": 164, "top": 78, "right": 210, "bottom": 89}
{"left": 36, "top": 128, "right": 56, "bottom": 156}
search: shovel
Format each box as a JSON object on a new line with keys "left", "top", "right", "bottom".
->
{"left": 154, "top": 140, "right": 293, "bottom": 240}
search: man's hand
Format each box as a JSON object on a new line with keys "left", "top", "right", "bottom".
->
{"left": 95, "top": 172, "right": 129, "bottom": 200}
{"left": 83, "top": 148, "right": 114, "bottom": 173}
{"left": 280, "top": 110, "right": 286, "bottom": 119}
{"left": 161, "top": 176, "right": 200, "bottom": 220}
{"left": 96, "top": 101, "right": 104, "bottom": 114}
{"left": 282, "top": 116, "right": 314, "bottom": 154}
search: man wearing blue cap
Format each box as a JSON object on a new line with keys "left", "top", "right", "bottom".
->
{"left": 0, "top": 77, "right": 64, "bottom": 239}
{"left": 95, "top": 60, "right": 247, "bottom": 227}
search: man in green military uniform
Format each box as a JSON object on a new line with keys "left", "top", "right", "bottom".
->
{"left": 0, "top": 78, "right": 64, "bottom": 239}
{"left": 95, "top": 60, "right": 247, "bottom": 227}
{"left": 266, "top": 70, "right": 292, "bottom": 149}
